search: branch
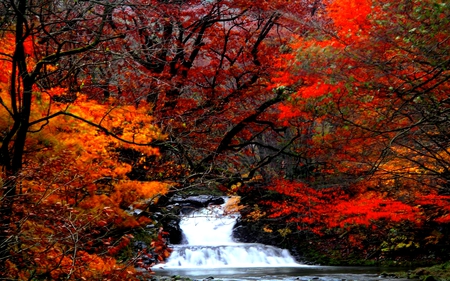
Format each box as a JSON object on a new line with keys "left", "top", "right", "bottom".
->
{"left": 28, "top": 111, "right": 157, "bottom": 147}
{"left": 215, "top": 89, "right": 287, "bottom": 155}
{"left": 30, "top": 5, "right": 124, "bottom": 81}
{"left": 243, "top": 131, "right": 302, "bottom": 182}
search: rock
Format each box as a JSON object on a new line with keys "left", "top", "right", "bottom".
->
{"left": 148, "top": 275, "right": 193, "bottom": 281}
{"left": 165, "top": 218, "right": 183, "bottom": 244}
{"left": 134, "top": 241, "right": 147, "bottom": 250}
{"left": 379, "top": 272, "right": 397, "bottom": 278}
{"left": 169, "top": 195, "right": 225, "bottom": 207}
{"left": 169, "top": 195, "right": 225, "bottom": 210}
{"left": 415, "top": 268, "right": 431, "bottom": 276}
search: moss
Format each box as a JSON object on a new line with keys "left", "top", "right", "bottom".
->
{"left": 413, "top": 262, "right": 450, "bottom": 281}
{"left": 388, "top": 262, "right": 450, "bottom": 281}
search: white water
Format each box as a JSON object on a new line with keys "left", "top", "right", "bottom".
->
{"left": 152, "top": 198, "right": 408, "bottom": 281}
{"left": 157, "top": 197, "right": 302, "bottom": 268}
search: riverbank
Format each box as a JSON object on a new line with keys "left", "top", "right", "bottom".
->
{"left": 391, "top": 262, "right": 450, "bottom": 281}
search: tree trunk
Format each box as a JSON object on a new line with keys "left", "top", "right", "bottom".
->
{"left": 0, "top": 0, "right": 33, "bottom": 266}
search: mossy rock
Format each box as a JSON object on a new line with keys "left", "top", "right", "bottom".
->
{"left": 412, "top": 262, "right": 450, "bottom": 281}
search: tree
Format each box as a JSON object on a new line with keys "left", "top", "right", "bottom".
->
{"left": 236, "top": 0, "right": 450, "bottom": 263}
{"left": 0, "top": 93, "right": 171, "bottom": 278}
{"left": 75, "top": 0, "right": 326, "bottom": 191}
{"left": 0, "top": 0, "right": 172, "bottom": 276}
{"left": 333, "top": 0, "right": 450, "bottom": 195}
{"left": 265, "top": 0, "right": 450, "bottom": 192}
{"left": 318, "top": 0, "right": 448, "bottom": 192}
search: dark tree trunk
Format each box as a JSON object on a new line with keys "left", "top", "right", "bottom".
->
{"left": 0, "top": 0, "right": 33, "bottom": 266}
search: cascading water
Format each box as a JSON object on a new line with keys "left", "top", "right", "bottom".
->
{"left": 152, "top": 198, "right": 408, "bottom": 281}
{"left": 158, "top": 197, "right": 301, "bottom": 268}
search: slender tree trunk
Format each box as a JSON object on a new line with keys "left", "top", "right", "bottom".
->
{"left": 0, "top": 0, "right": 33, "bottom": 266}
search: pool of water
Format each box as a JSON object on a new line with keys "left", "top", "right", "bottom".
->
{"left": 152, "top": 265, "right": 414, "bottom": 280}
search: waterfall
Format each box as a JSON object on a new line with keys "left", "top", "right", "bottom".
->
{"left": 158, "top": 197, "right": 302, "bottom": 268}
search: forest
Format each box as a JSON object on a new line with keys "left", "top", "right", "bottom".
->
{"left": 0, "top": 0, "right": 449, "bottom": 279}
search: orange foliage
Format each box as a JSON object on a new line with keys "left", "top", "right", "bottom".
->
{"left": 0, "top": 38, "right": 169, "bottom": 278}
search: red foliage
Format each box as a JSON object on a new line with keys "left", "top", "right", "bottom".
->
{"left": 416, "top": 193, "right": 450, "bottom": 224}
{"left": 263, "top": 179, "right": 423, "bottom": 235}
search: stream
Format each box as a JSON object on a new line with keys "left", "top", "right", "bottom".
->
{"left": 152, "top": 197, "right": 413, "bottom": 280}
{"left": 153, "top": 266, "right": 412, "bottom": 281}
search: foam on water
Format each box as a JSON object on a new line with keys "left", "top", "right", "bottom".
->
{"left": 157, "top": 197, "right": 304, "bottom": 269}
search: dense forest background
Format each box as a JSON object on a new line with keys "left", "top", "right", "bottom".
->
{"left": 0, "top": 0, "right": 449, "bottom": 279}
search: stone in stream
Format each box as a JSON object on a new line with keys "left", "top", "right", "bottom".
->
{"left": 169, "top": 195, "right": 225, "bottom": 207}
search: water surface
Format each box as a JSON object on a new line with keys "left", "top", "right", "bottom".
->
{"left": 153, "top": 265, "right": 413, "bottom": 280}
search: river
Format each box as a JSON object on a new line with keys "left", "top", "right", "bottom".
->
{"left": 152, "top": 265, "right": 413, "bottom": 280}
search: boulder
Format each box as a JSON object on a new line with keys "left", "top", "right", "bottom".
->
{"left": 169, "top": 195, "right": 225, "bottom": 210}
